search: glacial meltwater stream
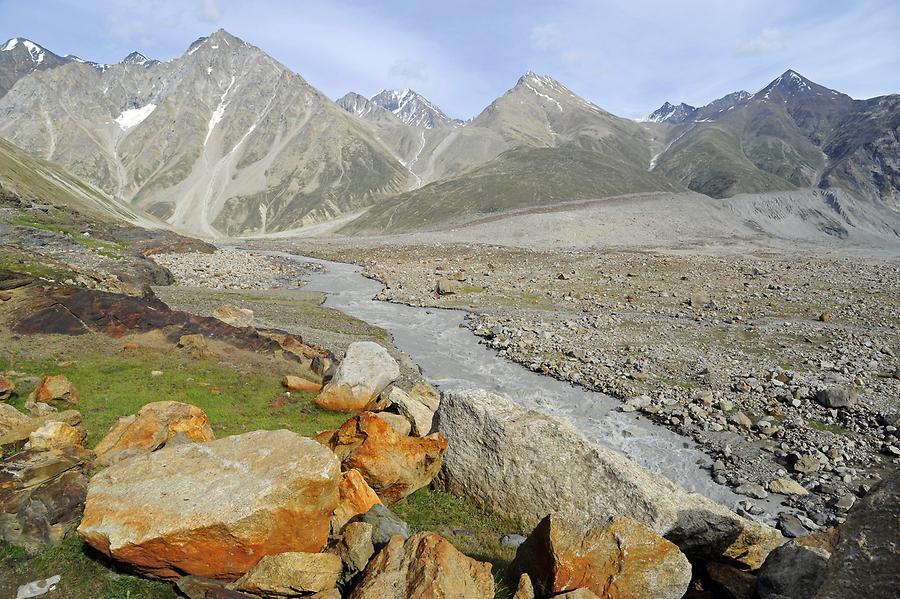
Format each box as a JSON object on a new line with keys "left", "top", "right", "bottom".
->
{"left": 260, "top": 250, "right": 784, "bottom": 516}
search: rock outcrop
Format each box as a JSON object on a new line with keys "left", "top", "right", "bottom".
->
{"left": 314, "top": 342, "right": 400, "bottom": 411}
{"left": 0, "top": 445, "right": 90, "bottom": 552}
{"left": 348, "top": 532, "right": 494, "bottom": 599}
{"left": 317, "top": 412, "right": 447, "bottom": 505}
{"left": 78, "top": 430, "right": 340, "bottom": 579}
{"left": 511, "top": 515, "right": 692, "bottom": 599}
{"left": 435, "top": 389, "right": 781, "bottom": 568}
{"left": 815, "top": 471, "right": 900, "bottom": 599}
{"left": 93, "top": 401, "right": 214, "bottom": 464}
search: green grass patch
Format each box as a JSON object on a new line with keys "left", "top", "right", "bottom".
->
{"left": 4, "top": 350, "right": 347, "bottom": 448}
{"left": 393, "top": 486, "right": 523, "bottom": 597}
{"left": 1, "top": 536, "right": 176, "bottom": 599}
{"left": 0, "top": 248, "right": 74, "bottom": 279}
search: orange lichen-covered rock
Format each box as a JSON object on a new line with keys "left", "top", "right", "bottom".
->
{"left": 349, "top": 532, "right": 494, "bottom": 599}
{"left": 29, "top": 374, "right": 79, "bottom": 404}
{"left": 317, "top": 412, "right": 447, "bottom": 505}
{"left": 77, "top": 430, "right": 340, "bottom": 580}
{"left": 512, "top": 515, "right": 692, "bottom": 599}
{"left": 25, "top": 421, "right": 86, "bottom": 450}
{"left": 282, "top": 375, "right": 323, "bottom": 394}
{"left": 332, "top": 469, "right": 382, "bottom": 532}
{"left": 94, "top": 401, "right": 214, "bottom": 464}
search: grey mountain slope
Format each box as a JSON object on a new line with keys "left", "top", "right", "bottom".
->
{"left": 648, "top": 102, "right": 697, "bottom": 124}
{"left": 0, "top": 37, "right": 72, "bottom": 98}
{"left": 0, "top": 29, "right": 409, "bottom": 236}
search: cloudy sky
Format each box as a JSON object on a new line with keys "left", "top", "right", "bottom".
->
{"left": 2, "top": 0, "right": 898, "bottom": 119}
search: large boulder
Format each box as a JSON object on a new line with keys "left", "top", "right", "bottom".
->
{"left": 78, "top": 429, "right": 340, "bottom": 579}
{"left": 435, "top": 389, "right": 781, "bottom": 568}
{"left": 316, "top": 412, "right": 447, "bottom": 505}
{"left": 314, "top": 342, "right": 400, "bottom": 412}
{"left": 331, "top": 469, "right": 382, "bottom": 532}
{"left": 230, "top": 552, "right": 342, "bottom": 597}
{"left": 94, "top": 401, "right": 214, "bottom": 465}
{"left": 0, "top": 445, "right": 90, "bottom": 553}
{"left": 815, "top": 472, "right": 900, "bottom": 598}
{"left": 756, "top": 539, "right": 831, "bottom": 599}
{"left": 512, "top": 515, "right": 692, "bottom": 599}
{"left": 348, "top": 531, "right": 494, "bottom": 599}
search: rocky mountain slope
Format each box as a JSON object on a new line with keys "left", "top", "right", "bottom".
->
{"left": 650, "top": 71, "right": 899, "bottom": 208}
{"left": 342, "top": 72, "right": 684, "bottom": 233}
{"left": 0, "top": 37, "right": 73, "bottom": 98}
{"left": 0, "top": 136, "right": 158, "bottom": 227}
{"left": 0, "top": 30, "right": 409, "bottom": 237}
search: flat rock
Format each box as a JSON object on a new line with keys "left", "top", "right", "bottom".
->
{"left": 282, "top": 375, "right": 322, "bottom": 394}
{"left": 435, "top": 389, "right": 782, "bottom": 568}
{"left": 349, "top": 531, "right": 494, "bottom": 599}
{"left": 317, "top": 412, "right": 447, "bottom": 505}
{"left": 768, "top": 478, "right": 809, "bottom": 496}
{"left": 94, "top": 401, "right": 214, "bottom": 465}
{"left": 314, "top": 342, "right": 400, "bottom": 412}
{"left": 0, "top": 403, "right": 32, "bottom": 435}
{"left": 212, "top": 305, "right": 254, "bottom": 328}
{"left": 512, "top": 515, "right": 692, "bottom": 599}
{"left": 231, "top": 552, "right": 342, "bottom": 597}
{"left": 78, "top": 429, "right": 340, "bottom": 579}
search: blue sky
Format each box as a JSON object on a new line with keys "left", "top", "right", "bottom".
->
{"left": 2, "top": 0, "right": 898, "bottom": 119}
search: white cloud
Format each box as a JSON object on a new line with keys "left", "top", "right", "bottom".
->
{"left": 196, "top": 0, "right": 222, "bottom": 23}
{"left": 736, "top": 27, "right": 787, "bottom": 55}
{"left": 388, "top": 58, "right": 428, "bottom": 83}
{"left": 531, "top": 23, "right": 561, "bottom": 50}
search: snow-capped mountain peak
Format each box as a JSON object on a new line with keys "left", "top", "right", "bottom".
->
{"left": 369, "top": 88, "right": 458, "bottom": 129}
{"left": 1, "top": 38, "right": 47, "bottom": 64}
{"left": 647, "top": 101, "right": 698, "bottom": 124}
{"left": 122, "top": 51, "right": 154, "bottom": 66}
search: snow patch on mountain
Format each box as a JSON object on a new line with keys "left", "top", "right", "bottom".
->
{"left": 115, "top": 103, "right": 157, "bottom": 130}
{"left": 370, "top": 88, "right": 457, "bottom": 129}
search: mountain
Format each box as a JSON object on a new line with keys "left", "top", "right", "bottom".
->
{"left": 648, "top": 102, "right": 697, "bottom": 123}
{"left": 369, "top": 89, "right": 460, "bottom": 129}
{"left": 0, "top": 37, "right": 72, "bottom": 98}
{"left": 0, "top": 136, "right": 157, "bottom": 226}
{"left": 649, "top": 69, "right": 898, "bottom": 204}
{"left": 336, "top": 92, "right": 404, "bottom": 126}
{"left": 0, "top": 29, "right": 409, "bottom": 236}
{"left": 342, "top": 72, "right": 684, "bottom": 233}
{"left": 122, "top": 51, "right": 158, "bottom": 67}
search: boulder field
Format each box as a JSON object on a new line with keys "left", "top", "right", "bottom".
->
{"left": 3, "top": 361, "right": 895, "bottom": 598}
